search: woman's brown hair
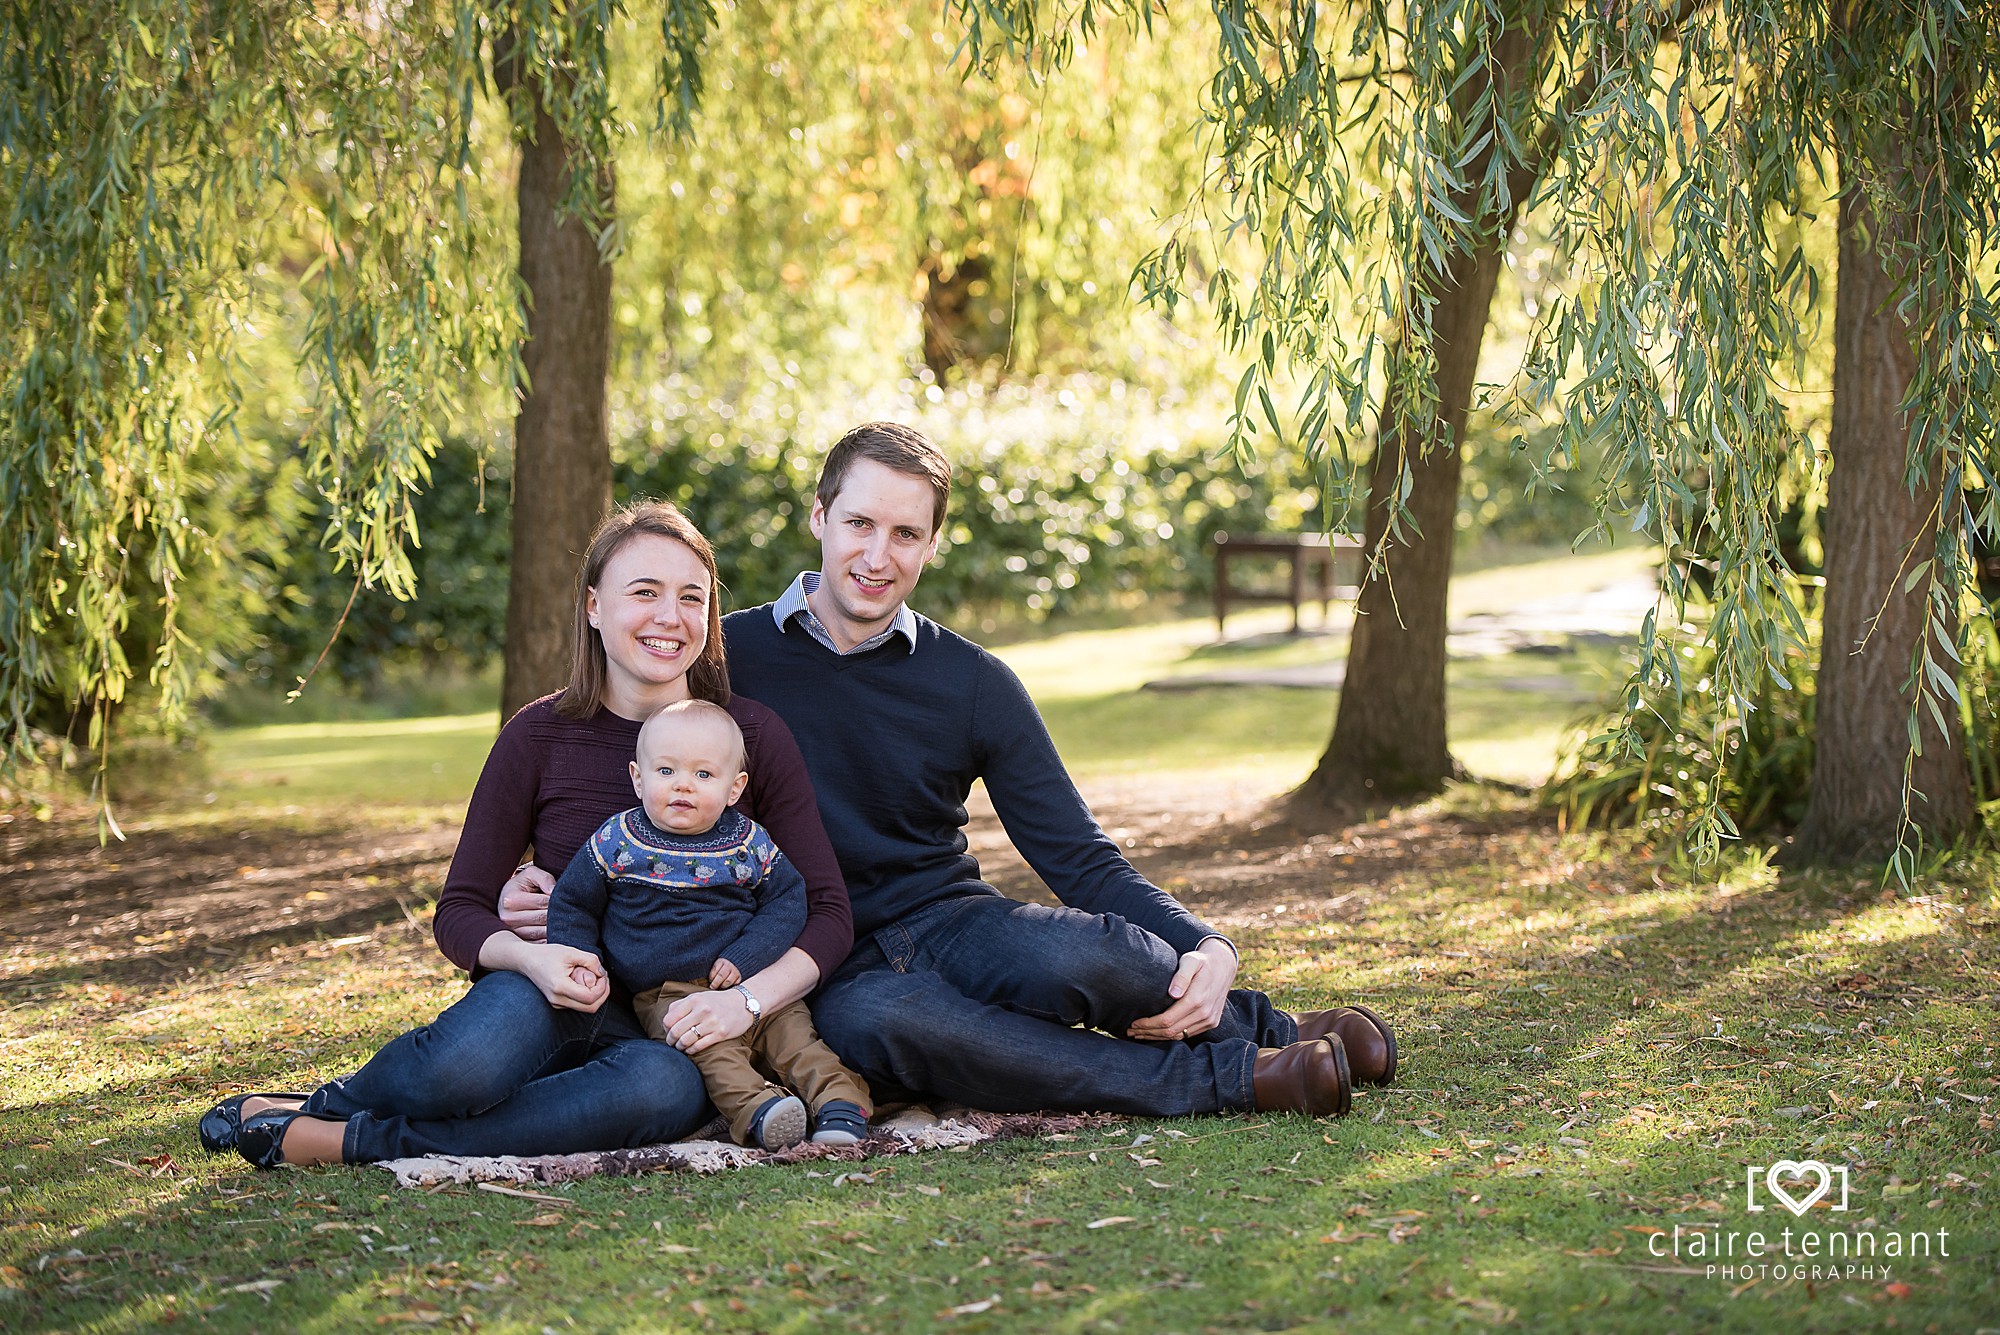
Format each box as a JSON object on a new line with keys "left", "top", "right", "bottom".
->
{"left": 555, "top": 501, "right": 732, "bottom": 718}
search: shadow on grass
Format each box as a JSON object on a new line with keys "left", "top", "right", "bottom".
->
{"left": 5, "top": 790, "right": 1995, "bottom": 1332}
{"left": 0, "top": 817, "right": 455, "bottom": 997}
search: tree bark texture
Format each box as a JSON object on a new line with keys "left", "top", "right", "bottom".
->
{"left": 1293, "top": 248, "right": 1497, "bottom": 808}
{"left": 1291, "top": 23, "right": 1538, "bottom": 812}
{"left": 1791, "top": 171, "right": 1973, "bottom": 861}
{"left": 499, "top": 79, "right": 615, "bottom": 719}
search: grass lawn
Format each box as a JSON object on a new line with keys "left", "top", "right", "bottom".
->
{"left": 4, "top": 551, "right": 1995, "bottom": 1332}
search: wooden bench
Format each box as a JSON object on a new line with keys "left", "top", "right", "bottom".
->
{"left": 1211, "top": 531, "right": 1362, "bottom": 634}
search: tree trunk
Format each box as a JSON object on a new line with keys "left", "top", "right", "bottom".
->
{"left": 1791, "top": 167, "right": 1973, "bottom": 861}
{"left": 1290, "top": 22, "right": 1538, "bottom": 813}
{"left": 499, "top": 66, "right": 615, "bottom": 719}
{"left": 1291, "top": 244, "right": 1501, "bottom": 809}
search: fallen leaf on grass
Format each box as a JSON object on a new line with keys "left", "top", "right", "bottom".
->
{"left": 658, "top": 1244, "right": 697, "bottom": 1255}
{"left": 1455, "top": 1294, "right": 1517, "bottom": 1324}
{"left": 942, "top": 1295, "right": 1000, "bottom": 1316}
{"left": 914, "top": 1185, "right": 943, "bottom": 1197}
{"left": 226, "top": 1280, "right": 282, "bottom": 1298}
{"left": 376, "top": 1307, "right": 449, "bottom": 1325}
{"left": 1086, "top": 1216, "right": 1137, "bottom": 1229}
{"left": 476, "top": 1182, "right": 570, "bottom": 1206}
{"left": 515, "top": 1213, "right": 565, "bottom": 1228}
{"left": 1884, "top": 1282, "right": 1912, "bottom": 1299}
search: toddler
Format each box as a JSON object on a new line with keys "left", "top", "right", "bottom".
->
{"left": 548, "top": 699, "right": 871, "bottom": 1149}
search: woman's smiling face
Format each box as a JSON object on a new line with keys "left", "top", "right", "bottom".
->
{"left": 586, "top": 533, "right": 711, "bottom": 717}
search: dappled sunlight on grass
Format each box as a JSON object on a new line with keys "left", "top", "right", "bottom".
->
{"left": 9, "top": 583, "right": 1996, "bottom": 1332}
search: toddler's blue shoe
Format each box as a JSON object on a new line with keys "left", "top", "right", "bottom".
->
{"left": 810, "top": 1100, "right": 869, "bottom": 1146}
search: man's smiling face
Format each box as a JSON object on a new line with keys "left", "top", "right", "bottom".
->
{"left": 807, "top": 457, "right": 941, "bottom": 651}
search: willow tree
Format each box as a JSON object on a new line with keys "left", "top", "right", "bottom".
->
{"left": 965, "top": 0, "right": 1997, "bottom": 858}
{"left": 1121, "top": 0, "right": 1717, "bottom": 811}
{"left": 0, "top": 2, "right": 716, "bottom": 772}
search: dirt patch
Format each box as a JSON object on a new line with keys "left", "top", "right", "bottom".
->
{"left": 964, "top": 772, "right": 1551, "bottom": 930}
{"left": 1, "top": 777, "right": 1546, "bottom": 997}
{"left": 0, "top": 815, "right": 458, "bottom": 994}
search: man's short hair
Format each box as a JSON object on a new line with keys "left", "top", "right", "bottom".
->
{"left": 817, "top": 422, "right": 952, "bottom": 533}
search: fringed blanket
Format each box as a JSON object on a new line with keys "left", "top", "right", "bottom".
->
{"left": 375, "top": 1107, "right": 1121, "bottom": 1188}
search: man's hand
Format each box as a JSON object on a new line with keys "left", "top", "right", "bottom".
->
{"left": 708, "top": 958, "right": 741, "bottom": 989}
{"left": 659, "top": 988, "right": 754, "bottom": 1054}
{"left": 1127, "top": 938, "right": 1239, "bottom": 1042}
{"left": 515, "top": 942, "right": 610, "bottom": 1013}
{"left": 498, "top": 863, "right": 555, "bottom": 941}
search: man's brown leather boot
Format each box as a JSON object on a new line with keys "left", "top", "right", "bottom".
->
{"left": 1293, "top": 1004, "right": 1397, "bottom": 1085}
{"left": 1250, "top": 1036, "right": 1352, "bottom": 1117}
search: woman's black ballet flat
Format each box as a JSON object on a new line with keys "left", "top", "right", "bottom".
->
{"left": 198, "top": 1092, "right": 309, "bottom": 1154}
{"left": 235, "top": 1108, "right": 340, "bottom": 1170}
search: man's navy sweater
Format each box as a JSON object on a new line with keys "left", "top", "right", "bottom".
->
{"left": 547, "top": 807, "right": 805, "bottom": 995}
{"left": 722, "top": 603, "right": 1218, "bottom": 956}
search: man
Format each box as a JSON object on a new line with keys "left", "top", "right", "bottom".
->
{"left": 721, "top": 422, "right": 1396, "bottom": 1118}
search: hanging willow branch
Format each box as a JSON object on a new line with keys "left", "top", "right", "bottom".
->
{"left": 0, "top": 0, "right": 714, "bottom": 804}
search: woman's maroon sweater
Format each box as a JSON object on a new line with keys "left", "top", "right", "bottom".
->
{"left": 431, "top": 693, "right": 853, "bottom": 982}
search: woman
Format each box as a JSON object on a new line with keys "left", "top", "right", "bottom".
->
{"left": 201, "top": 502, "right": 851, "bottom": 1167}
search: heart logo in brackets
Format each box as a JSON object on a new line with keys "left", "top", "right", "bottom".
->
{"left": 1764, "top": 1159, "right": 1833, "bottom": 1216}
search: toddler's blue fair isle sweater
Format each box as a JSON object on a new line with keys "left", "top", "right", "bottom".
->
{"left": 547, "top": 807, "right": 806, "bottom": 996}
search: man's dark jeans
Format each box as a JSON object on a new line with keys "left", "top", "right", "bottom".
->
{"left": 305, "top": 970, "right": 711, "bottom": 1162}
{"left": 812, "top": 893, "right": 1299, "bottom": 1115}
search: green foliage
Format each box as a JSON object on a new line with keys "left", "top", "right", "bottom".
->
{"left": 247, "top": 439, "right": 514, "bottom": 691}
{"left": 623, "top": 376, "right": 1321, "bottom": 618}
{"left": 611, "top": 0, "right": 1218, "bottom": 391}
{"left": 965, "top": 0, "right": 2000, "bottom": 858}
{"left": 0, "top": 0, "right": 593, "bottom": 762}
{"left": 245, "top": 377, "right": 1609, "bottom": 696}
{"left": 1550, "top": 604, "right": 2000, "bottom": 852}
{"left": 1546, "top": 619, "right": 1820, "bottom": 851}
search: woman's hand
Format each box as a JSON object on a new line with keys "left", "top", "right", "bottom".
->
{"left": 1127, "top": 938, "right": 1239, "bottom": 1042}
{"left": 658, "top": 987, "right": 754, "bottom": 1054}
{"left": 498, "top": 863, "right": 555, "bottom": 942}
{"left": 515, "top": 942, "right": 610, "bottom": 1013}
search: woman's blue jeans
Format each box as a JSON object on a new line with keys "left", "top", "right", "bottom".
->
{"left": 812, "top": 894, "right": 1298, "bottom": 1116}
{"left": 304, "top": 969, "right": 711, "bottom": 1162}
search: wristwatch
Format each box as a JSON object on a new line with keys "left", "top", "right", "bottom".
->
{"left": 733, "top": 983, "right": 762, "bottom": 1019}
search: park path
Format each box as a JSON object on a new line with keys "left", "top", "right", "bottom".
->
{"left": 1150, "top": 564, "right": 1658, "bottom": 691}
